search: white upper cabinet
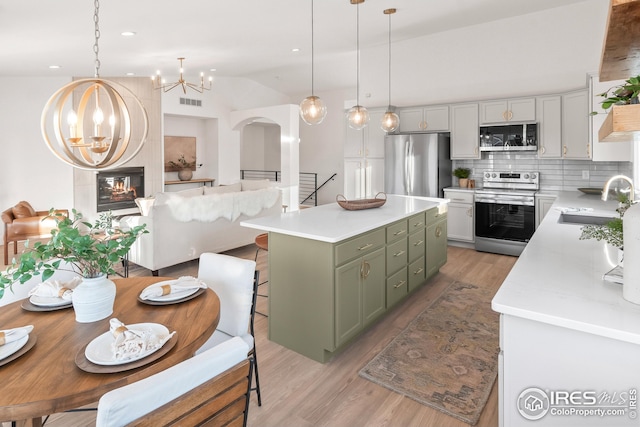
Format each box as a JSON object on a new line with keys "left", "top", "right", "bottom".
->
{"left": 562, "top": 89, "right": 591, "bottom": 160}
{"left": 589, "top": 73, "right": 633, "bottom": 162}
{"left": 480, "top": 97, "right": 536, "bottom": 124}
{"left": 536, "top": 95, "right": 563, "bottom": 159}
{"left": 451, "top": 103, "right": 480, "bottom": 159}
{"left": 398, "top": 106, "right": 449, "bottom": 133}
{"left": 344, "top": 109, "right": 386, "bottom": 158}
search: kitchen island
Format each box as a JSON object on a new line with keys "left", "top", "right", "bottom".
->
{"left": 242, "top": 194, "right": 448, "bottom": 363}
{"left": 493, "top": 191, "right": 640, "bottom": 426}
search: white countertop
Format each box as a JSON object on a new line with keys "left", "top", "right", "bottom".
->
{"left": 492, "top": 190, "right": 640, "bottom": 344}
{"left": 241, "top": 194, "right": 447, "bottom": 243}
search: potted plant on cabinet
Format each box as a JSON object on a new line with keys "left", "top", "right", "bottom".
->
{"left": 0, "top": 209, "right": 147, "bottom": 322}
{"left": 168, "top": 154, "right": 196, "bottom": 181}
{"left": 453, "top": 167, "right": 471, "bottom": 188}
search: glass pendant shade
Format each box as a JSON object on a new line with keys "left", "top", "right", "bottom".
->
{"left": 381, "top": 110, "right": 399, "bottom": 132}
{"left": 347, "top": 105, "right": 370, "bottom": 130}
{"left": 300, "top": 95, "right": 327, "bottom": 125}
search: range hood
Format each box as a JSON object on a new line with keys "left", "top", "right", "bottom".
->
{"left": 598, "top": 0, "right": 640, "bottom": 142}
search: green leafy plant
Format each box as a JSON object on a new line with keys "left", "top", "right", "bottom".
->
{"left": 94, "top": 210, "right": 114, "bottom": 232}
{"left": 579, "top": 193, "right": 631, "bottom": 250}
{"left": 168, "top": 154, "right": 196, "bottom": 170}
{"left": 0, "top": 209, "right": 147, "bottom": 299}
{"left": 453, "top": 167, "right": 471, "bottom": 179}
{"left": 591, "top": 75, "right": 640, "bottom": 115}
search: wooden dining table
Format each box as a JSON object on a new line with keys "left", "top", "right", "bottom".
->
{"left": 0, "top": 276, "right": 220, "bottom": 427}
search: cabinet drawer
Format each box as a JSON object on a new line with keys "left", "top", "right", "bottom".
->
{"left": 408, "top": 256, "right": 425, "bottom": 291}
{"left": 335, "top": 229, "right": 385, "bottom": 266}
{"left": 425, "top": 207, "right": 447, "bottom": 227}
{"left": 444, "top": 191, "right": 474, "bottom": 204}
{"left": 408, "top": 212, "right": 426, "bottom": 231}
{"left": 386, "top": 220, "right": 408, "bottom": 243}
{"left": 386, "top": 267, "right": 407, "bottom": 308}
{"left": 386, "top": 238, "right": 408, "bottom": 275}
{"left": 408, "top": 228, "right": 425, "bottom": 261}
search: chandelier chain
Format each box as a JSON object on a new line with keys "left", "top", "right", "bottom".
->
{"left": 356, "top": 1, "right": 360, "bottom": 105}
{"left": 311, "top": 0, "right": 315, "bottom": 95}
{"left": 93, "top": 0, "right": 101, "bottom": 78}
{"left": 388, "top": 11, "right": 392, "bottom": 108}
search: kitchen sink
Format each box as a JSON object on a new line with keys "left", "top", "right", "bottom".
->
{"left": 557, "top": 213, "right": 615, "bottom": 226}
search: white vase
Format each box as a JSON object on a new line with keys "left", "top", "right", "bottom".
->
{"left": 72, "top": 274, "right": 116, "bottom": 323}
{"left": 178, "top": 169, "right": 193, "bottom": 181}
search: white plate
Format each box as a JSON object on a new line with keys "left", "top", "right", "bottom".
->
{"left": 141, "top": 280, "right": 200, "bottom": 302}
{"left": 85, "top": 323, "right": 171, "bottom": 366}
{"left": 0, "top": 334, "right": 29, "bottom": 361}
{"left": 29, "top": 295, "right": 72, "bottom": 307}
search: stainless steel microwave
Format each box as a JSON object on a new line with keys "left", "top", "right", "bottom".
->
{"left": 479, "top": 123, "right": 537, "bottom": 152}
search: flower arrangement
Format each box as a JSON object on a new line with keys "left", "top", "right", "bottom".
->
{"left": 167, "top": 154, "right": 196, "bottom": 170}
{"left": 0, "top": 209, "right": 147, "bottom": 298}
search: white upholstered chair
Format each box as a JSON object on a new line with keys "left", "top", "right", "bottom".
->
{"left": 196, "top": 252, "right": 262, "bottom": 406}
{"left": 96, "top": 337, "right": 251, "bottom": 427}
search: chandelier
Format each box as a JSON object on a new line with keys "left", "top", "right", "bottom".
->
{"left": 152, "top": 58, "right": 213, "bottom": 94}
{"left": 299, "top": 0, "right": 327, "bottom": 125}
{"left": 381, "top": 8, "right": 399, "bottom": 133}
{"left": 347, "top": 0, "right": 369, "bottom": 130}
{"left": 41, "top": 0, "right": 148, "bottom": 170}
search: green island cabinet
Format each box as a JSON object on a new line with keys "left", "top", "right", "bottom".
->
{"left": 267, "top": 206, "right": 447, "bottom": 363}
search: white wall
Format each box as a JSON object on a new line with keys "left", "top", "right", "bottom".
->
{"left": 0, "top": 77, "right": 74, "bottom": 226}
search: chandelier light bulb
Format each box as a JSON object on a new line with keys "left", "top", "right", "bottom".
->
{"left": 347, "top": 105, "right": 370, "bottom": 130}
{"left": 300, "top": 95, "right": 327, "bottom": 125}
{"left": 381, "top": 110, "right": 399, "bottom": 132}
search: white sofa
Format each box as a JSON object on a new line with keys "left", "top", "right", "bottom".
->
{"left": 120, "top": 181, "right": 281, "bottom": 275}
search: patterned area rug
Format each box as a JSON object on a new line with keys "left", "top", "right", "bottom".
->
{"left": 359, "top": 281, "right": 499, "bottom": 425}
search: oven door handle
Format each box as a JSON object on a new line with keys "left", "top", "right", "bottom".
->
{"left": 476, "top": 196, "right": 534, "bottom": 206}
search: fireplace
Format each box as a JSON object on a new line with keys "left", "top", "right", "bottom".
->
{"left": 96, "top": 167, "right": 145, "bottom": 212}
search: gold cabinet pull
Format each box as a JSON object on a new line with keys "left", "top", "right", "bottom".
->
{"left": 361, "top": 260, "right": 371, "bottom": 278}
{"left": 358, "top": 243, "right": 373, "bottom": 251}
{"left": 435, "top": 226, "right": 442, "bottom": 238}
{"left": 502, "top": 111, "right": 508, "bottom": 121}
{"left": 587, "top": 143, "right": 590, "bottom": 157}
{"left": 413, "top": 221, "right": 423, "bottom": 227}
{"left": 393, "top": 250, "right": 406, "bottom": 257}
{"left": 393, "top": 229, "right": 406, "bottom": 236}
{"left": 394, "top": 280, "right": 406, "bottom": 289}
{"left": 414, "top": 240, "right": 424, "bottom": 247}
{"left": 413, "top": 267, "right": 424, "bottom": 275}
{"left": 541, "top": 146, "right": 546, "bottom": 154}
{"left": 563, "top": 145, "right": 567, "bottom": 156}
{"left": 467, "top": 207, "right": 473, "bottom": 217}
{"left": 474, "top": 146, "right": 479, "bottom": 156}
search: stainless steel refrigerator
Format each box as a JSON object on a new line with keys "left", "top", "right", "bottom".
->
{"left": 384, "top": 133, "right": 452, "bottom": 198}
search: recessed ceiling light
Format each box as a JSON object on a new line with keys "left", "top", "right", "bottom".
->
{"left": 126, "top": 72, "right": 136, "bottom": 76}
{"left": 292, "top": 48, "right": 300, "bottom": 53}
{"left": 121, "top": 31, "right": 136, "bottom": 36}
{"left": 210, "top": 68, "right": 216, "bottom": 72}
{"left": 49, "top": 65, "right": 61, "bottom": 69}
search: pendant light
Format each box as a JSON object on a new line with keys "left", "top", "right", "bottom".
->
{"left": 300, "top": 0, "right": 327, "bottom": 125}
{"left": 381, "top": 8, "right": 399, "bottom": 133}
{"left": 347, "top": 0, "right": 369, "bottom": 130}
{"left": 41, "top": 0, "right": 148, "bottom": 170}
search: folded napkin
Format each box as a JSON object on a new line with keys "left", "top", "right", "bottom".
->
{"left": 109, "top": 318, "right": 175, "bottom": 361}
{"left": 139, "top": 276, "right": 207, "bottom": 300}
{"left": 28, "top": 276, "right": 82, "bottom": 301}
{"left": 0, "top": 325, "right": 33, "bottom": 346}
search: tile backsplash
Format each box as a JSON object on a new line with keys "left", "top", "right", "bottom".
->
{"left": 453, "top": 152, "right": 632, "bottom": 191}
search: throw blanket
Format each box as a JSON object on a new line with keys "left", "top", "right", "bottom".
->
{"left": 166, "top": 188, "right": 280, "bottom": 222}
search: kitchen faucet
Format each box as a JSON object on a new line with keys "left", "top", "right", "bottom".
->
{"left": 601, "top": 175, "right": 635, "bottom": 202}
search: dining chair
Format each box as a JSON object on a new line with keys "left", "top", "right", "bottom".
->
{"left": 96, "top": 336, "right": 252, "bottom": 427}
{"left": 196, "top": 252, "right": 262, "bottom": 406}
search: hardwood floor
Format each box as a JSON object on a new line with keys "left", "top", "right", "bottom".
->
{"left": 1, "top": 244, "right": 516, "bottom": 427}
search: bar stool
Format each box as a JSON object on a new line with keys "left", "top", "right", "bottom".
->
{"left": 254, "top": 233, "right": 269, "bottom": 317}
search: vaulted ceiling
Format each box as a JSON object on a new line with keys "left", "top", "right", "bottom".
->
{"left": 1, "top": 0, "right": 591, "bottom": 97}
